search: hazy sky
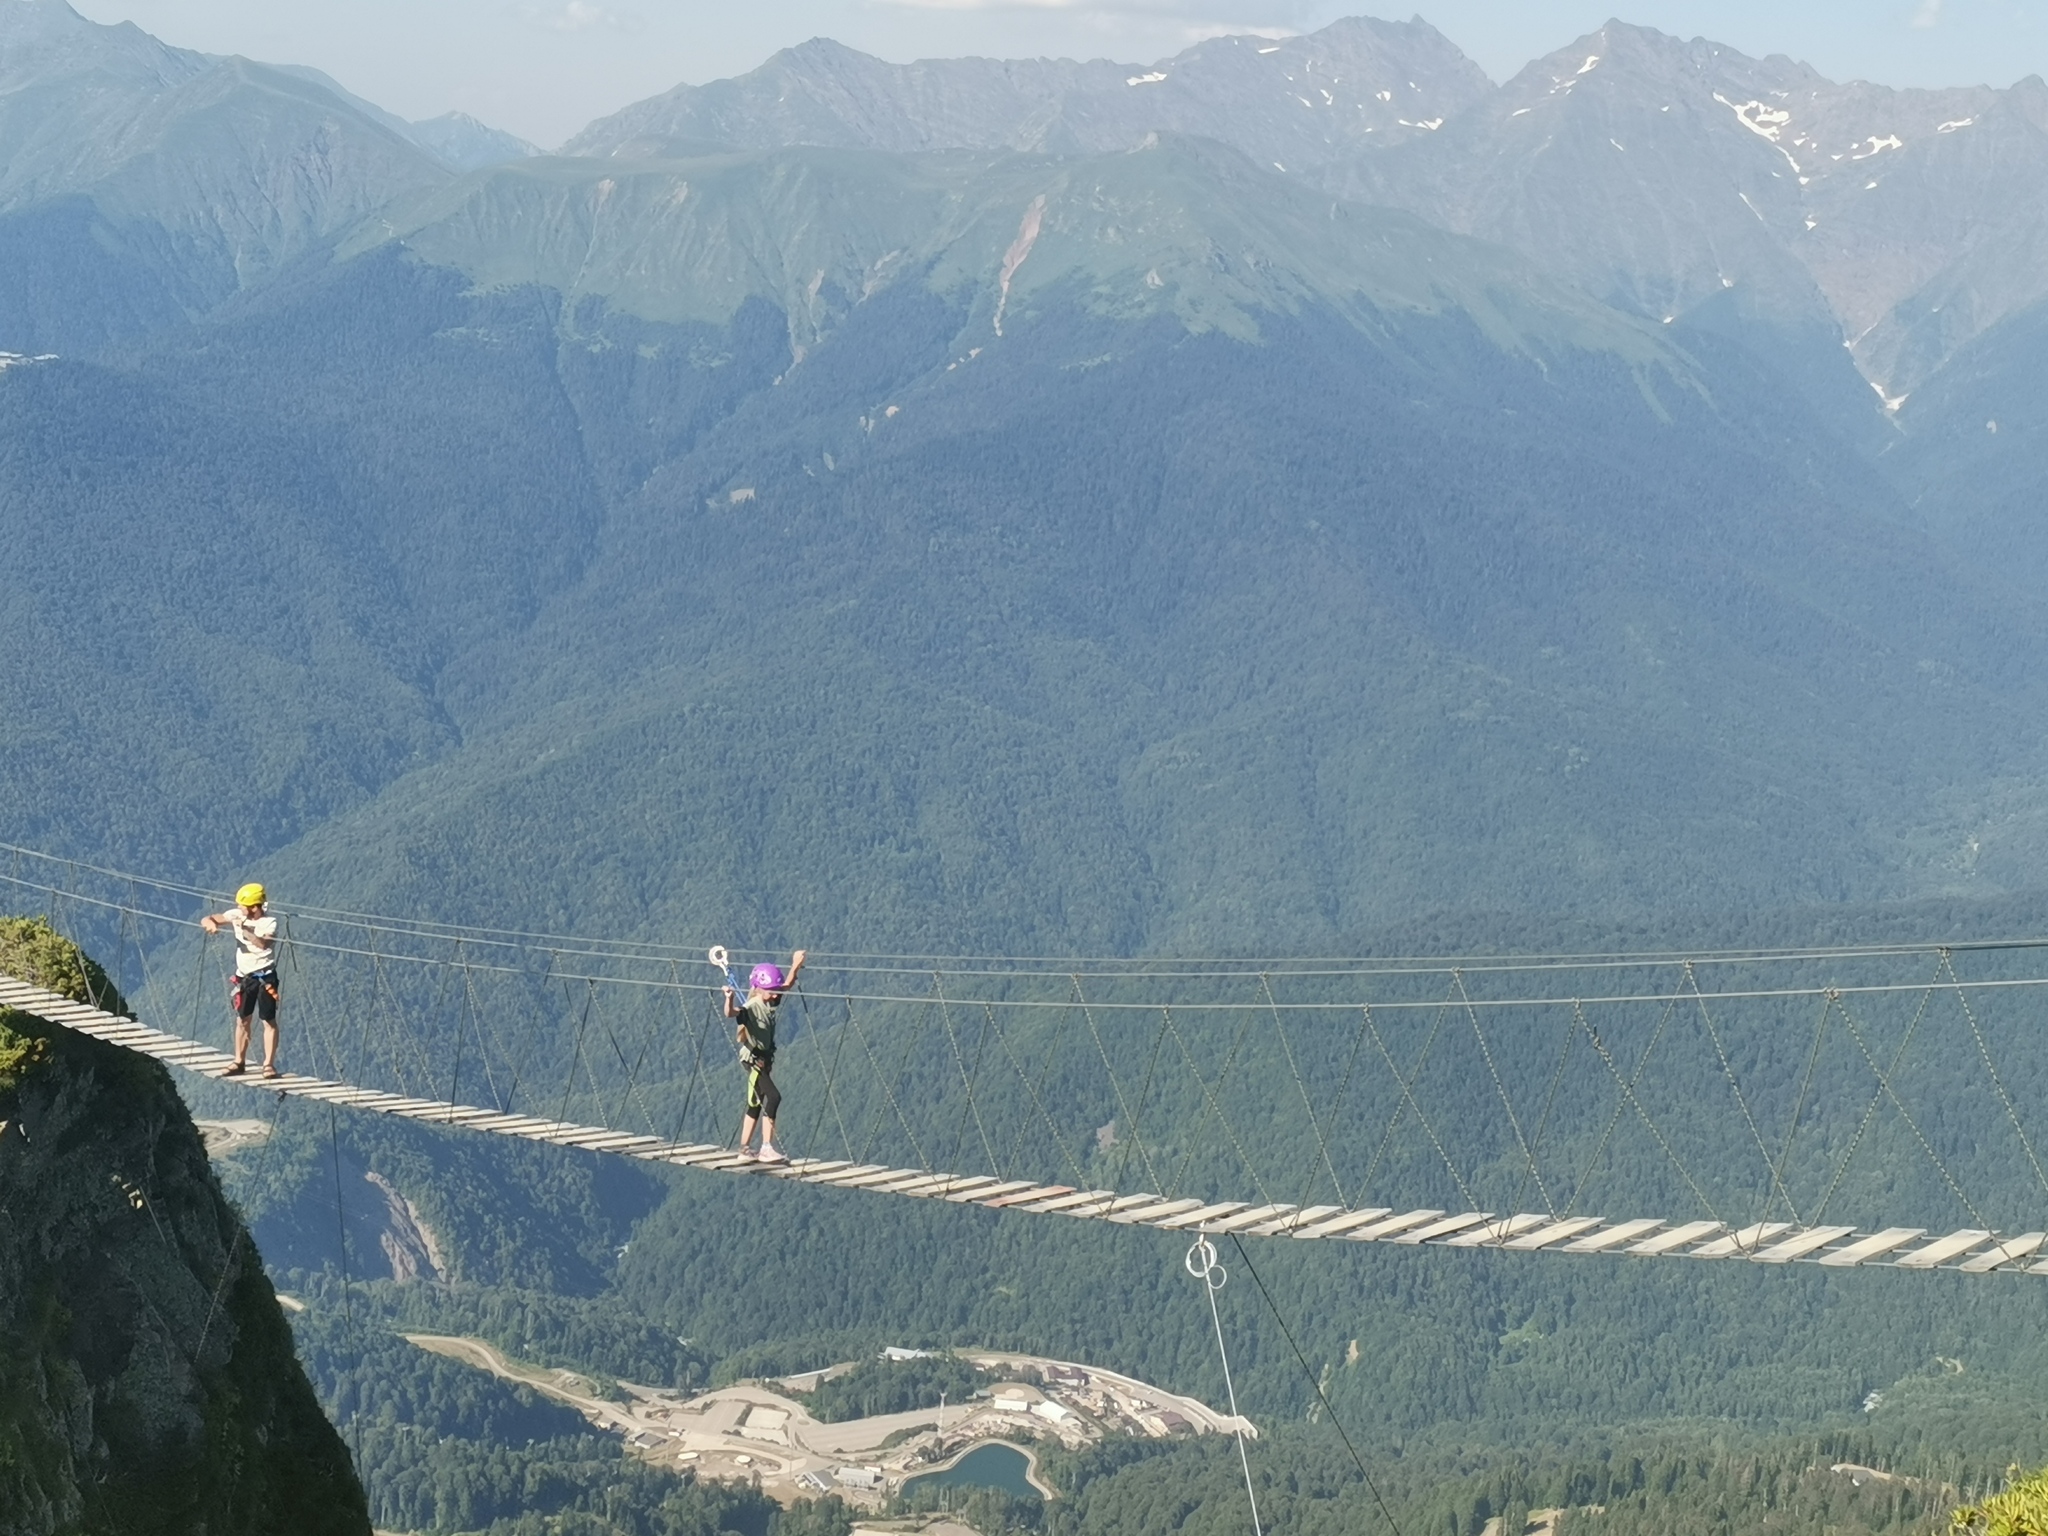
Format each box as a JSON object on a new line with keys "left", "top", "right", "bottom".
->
{"left": 67, "top": 0, "right": 2048, "bottom": 148}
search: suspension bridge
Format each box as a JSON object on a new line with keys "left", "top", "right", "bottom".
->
{"left": 6, "top": 843, "right": 2048, "bottom": 1278}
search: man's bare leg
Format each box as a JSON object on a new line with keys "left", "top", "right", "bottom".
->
{"left": 739, "top": 1112, "right": 758, "bottom": 1151}
{"left": 262, "top": 1021, "right": 279, "bottom": 1073}
{"left": 233, "top": 1014, "right": 251, "bottom": 1068}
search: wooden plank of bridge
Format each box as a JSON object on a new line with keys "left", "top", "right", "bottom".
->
{"left": 1503, "top": 1216, "right": 1605, "bottom": 1251}
{"left": 1289, "top": 1207, "right": 1395, "bottom": 1240}
{"left": 1442, "top": 1214, "right": 1552, "bottom": 1248}
{"left": 1391, "top": 1212, "right": 1493, "bottom": 1245}
{"left": 1817, "top": 1228, "right": 1926, "bottom": 1267}
{"left": 1564, "top": 1219, "right": 1663, "bottom": 1253}
{"left": 1344, "top": 1209, "right": 1448, "bottom": 1242}
{"left": 1893, "top": 1230, "right": 1994, "bottom": 1269}
{"left": 1958, "top": 1233, "right": 2047, "bottom": 1272}
{"left": 1750, "top": 1226, "right": 1857, "bottom": 1264}
{"left": 1626, "top": 1220, "right": 1723, "bottom": 1256}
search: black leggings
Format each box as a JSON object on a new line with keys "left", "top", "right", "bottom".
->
{"left": 747, "top": 1061, "right": 781, "bottom": 1120}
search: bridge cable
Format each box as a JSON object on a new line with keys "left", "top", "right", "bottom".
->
{"left": 1505, "top": 1005, "right": 1581, "bottom": 1229}
{"left": 1222, "top": 1233, "right": 1406, "bottom": 1536}
{"left": 987, "top": 995, "right": 1088, "bottom": 1190}
{"left": 1454, "top": 969, "right": 1555, "bottom": 1216}
{"left": 1360, "top": 1000, "right": 1478, "bottom": 1215}
{"left": 1075, "top": 975, "right": 1166, "bottom": 1197}
{"left": 1832, "top": 990, "right": 1988, "bottom": 1230}
{"left": 1184, "top": 1236, "right": 1263, "bottom": 1536}
{"left": 1812, "top": 976, "right": 1936, "bottom": 1225}
{"left": 935, "top": 973, "right": 1000, "bottom": 1176}
{"left": 1163, "top": 1004, "right": 1273, "bottom": 1207}
{"left": 1754, "top": 991, "right": 1833, "bottom": 1229}
{"left": 1288, "top": 999, "right": 1377, "bottom": 1220}
{"left": 1560, "top": 990, "right": 1679, "bottom": 1218}
{"left": 1354, "top": 1001, "right": 1445, "bottom": 1202}
{"left": 1572, "top": 999, "right": 1721, "bottom": 1225}
{"left": 556, "top": 981, "right": 597, "bottom": 1128}
{"left": 1943, "top": 948, "right": 2048, "bottom": 1200}
{"left": 848, "top": 990, "right": 931, "bottom": 1170}
{"left": 807, "top": 991, "right": 859, "bottom": 1163}
{"left": 1683, "top": 962, "right": 1796, "bottom": 1226}
{"left": 1263, "top": 973, "right": 1345, "bottom": 1212}
{"left": 1107, "top": 1007, "right": 1177, "bottom": 1197}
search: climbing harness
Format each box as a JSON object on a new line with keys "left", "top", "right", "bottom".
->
{"left": 1186, "top": 1233, "right": 1263, "bottom": 1536}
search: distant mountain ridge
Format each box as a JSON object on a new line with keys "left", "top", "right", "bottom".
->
{"left": 564, "top": 20, "right": 1491, "bottom": 165}
{"left": 560, "top": 15, "right": 2048, "bottom": 414}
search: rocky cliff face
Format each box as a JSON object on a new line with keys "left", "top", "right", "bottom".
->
{"left": 0, "top": 917, "right": 367, "bottom": 1536}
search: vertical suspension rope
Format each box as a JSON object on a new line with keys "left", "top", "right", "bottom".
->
{"left": 1074, "top": 975, "right": 1165, "bottom": 1196}
{"left": 1185, "top": 1235, "right": 1263, "bottom": 1536}
{"left": 1261, "top": 973, "right": 1344, "bottom": 1212}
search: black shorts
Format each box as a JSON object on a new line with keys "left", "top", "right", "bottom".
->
{"left": 232, "top": 970, "right": 280, "bottom": 1025}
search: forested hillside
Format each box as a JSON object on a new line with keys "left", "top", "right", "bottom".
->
{"left": 10, "top": 3, "right": 2048, "bottom": 1532}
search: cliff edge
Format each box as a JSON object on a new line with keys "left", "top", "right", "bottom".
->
{"left": 0, "top": 917, "right": 368, "bottom": 1535}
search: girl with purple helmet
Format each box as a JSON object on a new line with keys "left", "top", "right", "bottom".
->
{"left": 723, "top": 949, "right": 806, "bottom": 1163}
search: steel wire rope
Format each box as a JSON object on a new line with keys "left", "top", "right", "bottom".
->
{"left": 1353, "top": 1000, "right": 1446, "bottom": 1203}
{"left": 593, "top": 977, "right": 671, "bottom": 1142}
{"left": 983, "top": 993, "right": 1089, "bottom": 1191}
{"left": 845, "top": 990, "right": 932, "bottom": 1171}
{"left": 1572, "top": 1000, "right": 1722, "bottom": 1225}
{"left": 934, "top": 972, "right": 1000, "bottom": 1176}
{"left": 364, "top": 922, "right": 439, "bottom": 1099}
{"left": 1159, "top": 1004, "right": 1274, "bottom": 1209}
{"left": 807, "top": 992, "right": 859, "bottom": 1163}
{"left": 1503, "top": 1006, "right": 1581, "bottom": 1230}
{"left": 1830, "top": 988, "right": 1989, "bottom": 1230}
{"left": 1106, "top": 1008, "right": 1177, "bottom": 1196}
{"left": 1753, "top": 992, "right": 1834, "bottom": 1230}
{"left": 1941, "top": 948, "right": 2048, "bottom": 1201}
{"left": 1810, "top": 977, "right": 1936, "bottom": 1226}
{"left": 1680, "top": 961, "right": 1796, "bottom": 1226}
{"left": 556, "top": 981, "right": 599, "bottom": 1129}
{"left": 867, "top": 980, "right": 938, "bottom": 1171}
{"left": 1073, "top": 974, "right": 1165, "bottom": 1197}
{"left": 1559, "top": 990, "right": 1681, "bottom": 1218}
{"left": 1285, "top": 1000, "right": 1377, "bottom": 1222}
{"left": 667, "top": 982, "right": 722, "bottom": 1151}
{"left": 30, "top": 870, "right": 2048, "bottom": 1012}
{"left": 456, "top": 950, "right": 506, "bottom": 1113}
{"left": 1261, "top": 974, "right": 1345, "bottom": 1212}
{"left": 282, "top": 919, "right": 349, "bottom": 1086}
{"left": 1222, "top": 1233, "right": 1407, "bottom": 1536}
{"left": 1453, "top": 969, "right": 1555, "bottom": 1216}
{"left": 31, "top": 838, "right": 2048, "bottom": 976}
{"left": 1184, "top": 1236, "right": 1263, "bottom": 1536}
{"left": 1358, "top": 1000, "right": 1478, "bottom": 1215}
{"left": 492, "top": 949, "right": 562, "bottom": 1120}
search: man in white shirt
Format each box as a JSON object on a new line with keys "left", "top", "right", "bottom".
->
{"left": 202, "top": 882, "right": 281, "bottom": 1078}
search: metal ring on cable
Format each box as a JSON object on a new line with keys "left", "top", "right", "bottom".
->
{"left": 1185, "top": 1233, "right": 1226, "bottom": 1291}
{"left": 708, "top": 946, "right": 728, "bottom": 967}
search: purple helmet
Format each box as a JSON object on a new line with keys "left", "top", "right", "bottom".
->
{"left": 749, "top": 964, "right": 787, "bottom": 992}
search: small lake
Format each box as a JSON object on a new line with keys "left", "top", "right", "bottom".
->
{"left": 902, "top": 1441, "right": 1041, "bottom": 1501}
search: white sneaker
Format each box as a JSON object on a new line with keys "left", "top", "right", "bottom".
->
{"left": 735, "top": 1146, "right": 758, "bottom": 1162}
{"left": 757, "top": 1144, "right": 788, "bottom": 1165}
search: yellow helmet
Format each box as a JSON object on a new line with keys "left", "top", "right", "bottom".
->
{"left": 236, "top": 882, "right": 267, "bottom": 907}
